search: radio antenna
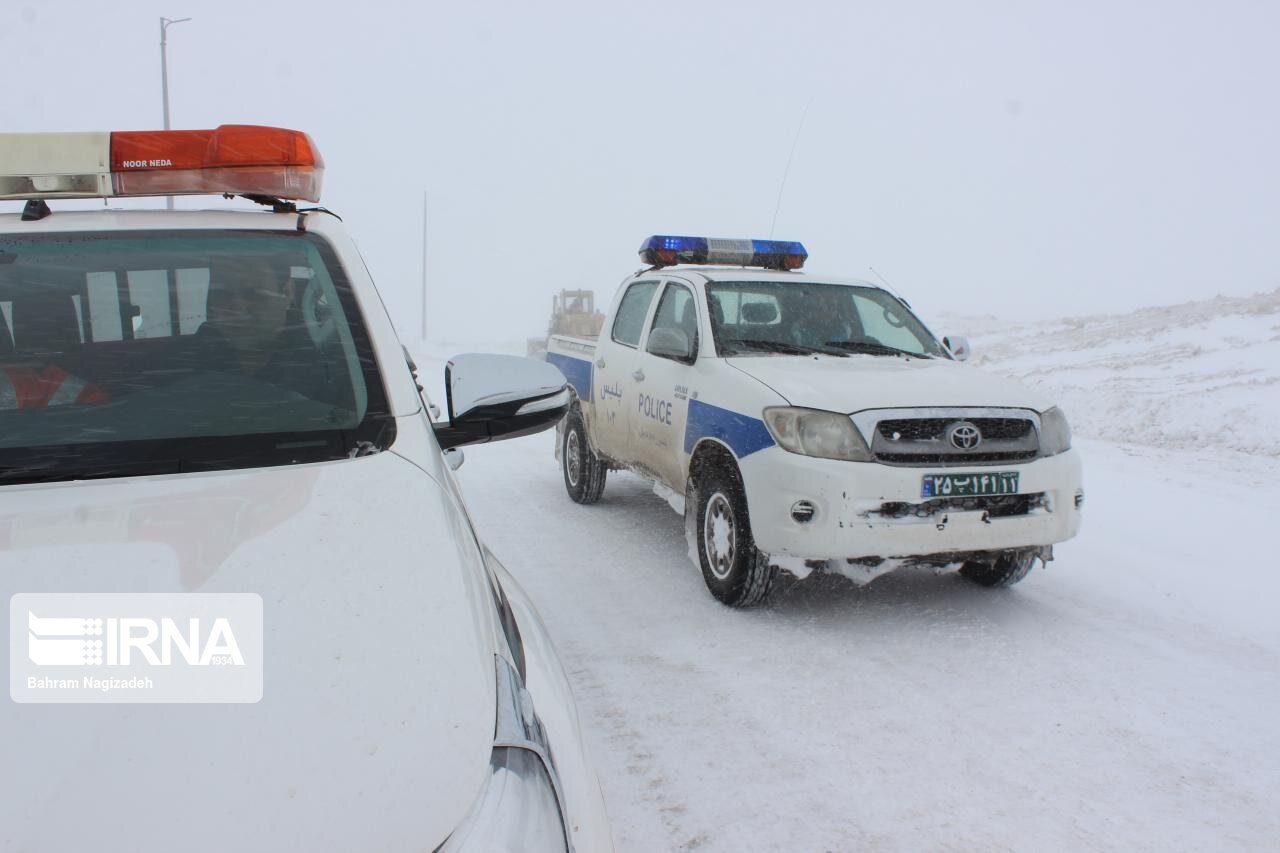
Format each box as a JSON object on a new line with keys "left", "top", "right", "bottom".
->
{"left": 869, "top": 266, "right": 910, "bottom": 304}
{"left": 768, "top": 96, "right": 814, "bottom": 238}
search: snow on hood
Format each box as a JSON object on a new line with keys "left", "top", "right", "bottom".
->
{"left": 727, "top": 354, "right": 1053, "bottom": 414}
{"left": 0, "top": 451, "right": 496, "bottom": 851}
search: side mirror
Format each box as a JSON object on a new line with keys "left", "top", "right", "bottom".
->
{"left": 942, "top": 335, "right": 972, "bottom": 362}
{"left": 646, "top": 327, "right": 695, "bottom": 363}
{"left": 433, "top": 353, "right": 571, "bottom": 451}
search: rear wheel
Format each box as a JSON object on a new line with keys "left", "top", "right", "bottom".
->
{"left": 562, "top": 410, "right": 607, "bottom": 504}
{"left": 959, "top": 549, "right": 1037, "bottom": 587}
{"left": 693, "top": 462, "right": 776, "bottom": 607}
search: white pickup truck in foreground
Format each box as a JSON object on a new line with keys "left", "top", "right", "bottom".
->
{"left": 0, "top": 125, "right": 610, "bottom": 851}
{"left": 547, "top": 236, "right": 1083, "bottom": 606}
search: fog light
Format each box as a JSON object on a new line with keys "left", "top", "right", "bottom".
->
{"left": 790, "top": 500, "right": 816, "bottom": 523}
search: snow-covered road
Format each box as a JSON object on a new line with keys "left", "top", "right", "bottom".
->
{"left": 450, "top": 431, "right": 1279, "bottom": 851}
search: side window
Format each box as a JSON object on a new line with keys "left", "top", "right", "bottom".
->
{"left": 79, "top": 268, "right": 214, "bottom": 343}
{"left": 175, "top": 268, "right": 210, "bottom": 334}
{"left": 851, "top": 293, "right": 923, "bottom": 350}
{"left": 0, "top": 301, "right": 13, "bottom": 349}
{"left": 647, "top": 284, "right": 698, "bottom": 356}
{"left": 708, "top": 291, "right": 781, "bottom": 326}
{"left": 85, "top": 272, "right": 124, "bottom": 342}
{"left": 709, "top": 290, "right": 736, "bottom": 324}
{"left": 610, "top": 280, "right": 658, "bottom": 347}
{"left": 127, "top": 270, "right": 173, "bottom": 339}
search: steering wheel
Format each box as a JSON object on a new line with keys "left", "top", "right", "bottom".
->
{"left": 882, "top": 305, "right": 908, "bottom": 329}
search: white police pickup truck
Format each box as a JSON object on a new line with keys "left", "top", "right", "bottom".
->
{"left": 547, "top": 236, "right": 1083, "bottom": 607}
{"left": 0, "top": 126, "right": 611, "bottom": 851}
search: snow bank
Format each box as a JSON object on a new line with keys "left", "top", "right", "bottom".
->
{"left": 931, "top": 288, "right": 1280, "bottom": 457}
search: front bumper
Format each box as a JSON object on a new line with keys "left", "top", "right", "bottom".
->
{"left": 739, "top": 447, "right": 1083, "bottom": 561}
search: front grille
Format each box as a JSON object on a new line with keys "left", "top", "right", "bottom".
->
{"left": 875, "top": 450, "right": 1037, "bottom": 465}
{"left": 875, "top": 492, "right": 1047, "bottom": 519}
{"left": 877, "top": 418, "right": 1032, "bottom": 442}
{"left": 869, "top": 413, "right": 1039, "bottom": 466}
{"left": 877, "top": 418, "right": 949, "bottom": 441}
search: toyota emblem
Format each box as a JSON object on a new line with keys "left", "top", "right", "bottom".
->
{"left": 947, "top": 422, "right": 982, "bottom": 450}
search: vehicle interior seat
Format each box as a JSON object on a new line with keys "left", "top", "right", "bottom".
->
{"left": 11, "top": 290, "right": 83, "bottom": 359}
{"left": 739, "top": 301, "right": 785, "bottom": 343}
{"left": 740, "top": 301, "right": 778, "bottom": 324}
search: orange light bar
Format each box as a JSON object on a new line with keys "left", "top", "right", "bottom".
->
{"left": 109, "top": 125, "right": 324, "bottom": 202}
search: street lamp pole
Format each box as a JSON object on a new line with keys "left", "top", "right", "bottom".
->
{"left": 159, "top": 16, "right": 191, "bottom": 210}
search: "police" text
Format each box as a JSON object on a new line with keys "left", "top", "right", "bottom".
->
{"left": 638, "top": 394, "right": 672, "bottom": 425}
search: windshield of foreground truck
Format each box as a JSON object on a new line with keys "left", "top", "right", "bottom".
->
{"left": 707, "top": 281, "right": 943, "bottom": 358}
{"left": 0, "top": 231, "right": 393, "bottom": 485}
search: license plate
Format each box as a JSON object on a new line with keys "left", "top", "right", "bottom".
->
{"left": 922, "top": 472, "right": 1020, "bottom": 498}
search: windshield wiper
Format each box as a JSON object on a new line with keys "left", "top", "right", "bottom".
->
{"left": 824, "top": 340, "right": 932, "bottom": 359}
{"left": 729, "top": 339, "right": 847, "bottom": 357}
{"left": 0, "top": 422, "right": 390, "bottom": 487}
{"left": 0, "top": 457, "right": 184, "bottom": 486}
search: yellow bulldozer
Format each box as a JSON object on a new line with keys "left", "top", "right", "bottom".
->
{"left": 527, "top": 289, "right": 605, "bottom": 357}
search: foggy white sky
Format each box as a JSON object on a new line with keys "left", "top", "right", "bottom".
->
{"left": 4, "top": 0, "right": 1277, "bottom": 342}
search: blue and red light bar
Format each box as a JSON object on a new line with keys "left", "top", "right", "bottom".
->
{"left": 639, "top": 235, "right": 808, "bottom": 271}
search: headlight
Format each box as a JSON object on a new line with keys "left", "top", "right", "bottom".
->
{"left": 1039, "top": 406, "right": 1072, "bottom": 456}
{"left": 763, "top": 407, "right": 873, "bottom": 462}
{"left": 438, "top": 657, "right": 570, "bottom": 853}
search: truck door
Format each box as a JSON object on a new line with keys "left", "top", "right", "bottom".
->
{"left": 591, "top": 278, "right": 660, "bottom": 466}
{"left": 630, "top": 280, "right": 701, "bottom": 489}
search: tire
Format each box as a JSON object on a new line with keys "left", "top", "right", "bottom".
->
{"left": 693, "top": 462, "right": 777, "bottom": 607}
{"left": 562, "top": 410, "right": 607, "bottom": 504}
{"left": 959, "top": 549, "right": 1037, "bottom": 587}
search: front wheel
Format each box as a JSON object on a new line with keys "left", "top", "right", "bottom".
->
{"left": 693, "top": 464, "right": 776, "bottom": 607}
{"left": 959, "top": 549, "right": 1037, "bottom": 587}
{"left": 562, "top": 411, "right": 607, "bottom": 504}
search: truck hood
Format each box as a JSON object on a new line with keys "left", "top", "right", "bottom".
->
{"left": 0, "top": 451, "right": 496, "bottom": 851}
{"left": 726, "top": 354, "right": 1052, "bottom": 413}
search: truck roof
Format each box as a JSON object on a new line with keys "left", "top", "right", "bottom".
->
{"left": 0, "top": 207, "right": 305, "bottom": 234}
{"left": 647, "top": 265, "right": 883, "bottom": 290}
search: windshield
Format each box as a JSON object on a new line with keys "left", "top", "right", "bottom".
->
{"left": 706, "top": 281, "right": 944, "bottom": 358}
{"left": 0, "top": 230, "right": 393, "bottom": 485}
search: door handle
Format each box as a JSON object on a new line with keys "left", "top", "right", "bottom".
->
{"left": 595, "top": 358, "right": 606, "bottom": 368}
{"left": 632, "top": 368, "right": 645, "bottom": 382}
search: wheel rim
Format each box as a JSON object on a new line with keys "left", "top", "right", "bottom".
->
{"left": 565, "top": 429, "right": 581, "bottom": 488}
{"left": 703, "top": 491, "right": 736, "bottom": 580}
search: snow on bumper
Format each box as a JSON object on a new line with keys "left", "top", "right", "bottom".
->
{"left": 740, "top": 447, "right": 1083, "bottom": 561}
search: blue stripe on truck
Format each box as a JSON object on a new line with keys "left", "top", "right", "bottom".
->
{"left": 683, "top": 399, "right": 775, "bottom": 458}
{"left": 546, "top": 351, "right": 593, "bottom": 403}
